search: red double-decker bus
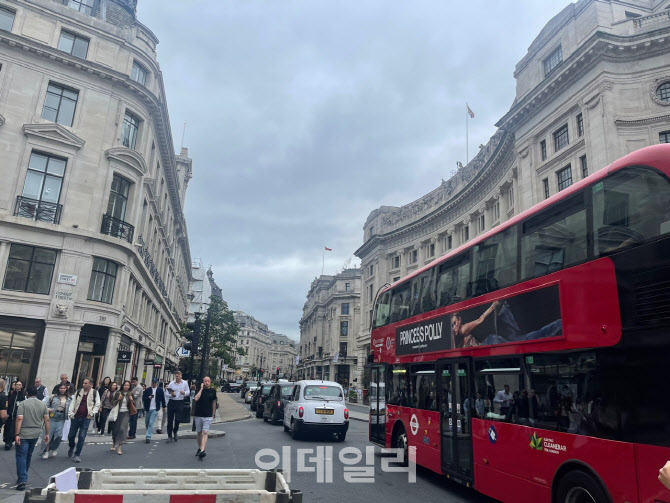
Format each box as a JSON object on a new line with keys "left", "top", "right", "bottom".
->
{"left": 367, "top": 144, "right": 670, "bottom": 503}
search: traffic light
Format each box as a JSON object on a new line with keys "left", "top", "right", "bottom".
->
{"left": 185, "top": 317, "right": 202, "bottom": 355}
{"left": 276, "top": 367, "right": 280, "bottom": 374}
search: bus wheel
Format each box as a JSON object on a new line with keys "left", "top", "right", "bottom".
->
{"left": 556, "top": 470, "right": 609, "bottom": 503}
{"left": 393, "top": 426, "right": 408, "bottom": 467}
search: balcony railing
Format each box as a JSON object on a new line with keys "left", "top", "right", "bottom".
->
{"left": 101, "top": 214, "right": 134, "bottom": 243}
{"left": 14, "top": 196, "right": 63, "bottom": 224}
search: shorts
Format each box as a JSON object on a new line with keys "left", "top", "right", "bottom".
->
{"left": 194, "top": 416, "right": 212, "bottom": 433}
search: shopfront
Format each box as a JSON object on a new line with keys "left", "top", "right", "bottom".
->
{"left": 0, "top": 317, "right": 44, "bottom": 387}
{"left": 73, "top": 324, "right": 108, "bottom": 389}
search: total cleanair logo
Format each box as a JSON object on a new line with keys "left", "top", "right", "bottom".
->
{"left": 409, "top": 414, "right": 419, "bottom": 435}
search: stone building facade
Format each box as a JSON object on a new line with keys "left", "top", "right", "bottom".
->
{"left": 233, "top": 311, "right": 298, "bottom": 380}
{"left": 0, "top": 0, "right": 192, "bottom": 391}
{"left": 297, "top": 268, "right": 362, "bottom": 386}
{"left": 354, "top": 0, "right": 670, "bottom": 357}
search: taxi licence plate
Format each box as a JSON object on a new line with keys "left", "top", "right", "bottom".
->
{"left": 315, "top": 409, "right": 334, "bottom": 415}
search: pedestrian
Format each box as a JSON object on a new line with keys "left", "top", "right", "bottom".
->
{"left": 0, "top": 380, "right": 7, "bottom": 438}
{"left": 111, "top": 380, "right": 136, "bottom": 455}
{"left": 165, "top": 371, "right": 189, "bottom": 442}
{"left": 139, "top": 384, "right": 146, "bottom": 419}
{"left": 14, "top": 385, "right": 49, "bottom": 491}
{"left": 41, "top": 383, "right": 71, "bottom": 459}
{"left": 156, "top": 381, "right": 167, "bottom": 434}
{"left": 51, "top": 374, "right": 75, "bottom": 396}
{"left": 193, "top": 376, "right": 217, "bottom": 460}
{"left": 33, "top": 378, "right": 48, "bottom": 403}
{"left": 4, "top": 380, "right": 26, "bottom": 450}
{"left": 142, "top": 378, "right": 165, "bottom": 443}
{"left": 96, "top": 377, "right": 111, "bottom": 433}
{"left": 127, "top": 377, "right": 143, "bottom": 440}
{"left": 67, "top": 377, "right": 101, "bottom": 463}
{"left": 98, "top": 382, "right": 117, "bottom": 435}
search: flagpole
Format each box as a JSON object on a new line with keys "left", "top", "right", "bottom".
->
{"left": 322, "top": 249, "right": 325, "bottom": 276}
{"left": 466, "top": 103, "right": 469, "bottom": 165}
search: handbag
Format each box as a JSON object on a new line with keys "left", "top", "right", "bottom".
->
{"left": 108, "top": 405, "right": 119, "bottom": 423}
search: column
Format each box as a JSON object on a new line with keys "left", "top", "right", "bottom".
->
{"left": 37, "top": 321, "right": 83, "bottom": 393}
{"left": 102, "top": 328, "right": 121, "bottom": 382}
{"left": 137, "top": 345, "right": 146, "bottom": 382}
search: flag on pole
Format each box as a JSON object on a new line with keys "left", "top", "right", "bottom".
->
{"left": 324, "top": 246, "right": 332, "bottom": 251}
{"left": 467, "top": 104, "right": 475, "bottom": 118}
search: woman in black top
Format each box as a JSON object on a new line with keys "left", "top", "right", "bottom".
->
{"left": 96, "top": 376, "right": 111, "bottom": 432}
{"left": 4, "top": 380, "right": 25, "bottom": 450}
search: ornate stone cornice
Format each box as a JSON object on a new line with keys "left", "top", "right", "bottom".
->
{"left": 614, "top": 113, "right": 670, "bottom": 126}
{"left": 105, "top": 147, "right": 147, "bottom": 177}
{"left": 0, "top": 113, "right": 5, "bottom": 127}
{"left": 23, "top": 123, "right": 85, "bottom": 150}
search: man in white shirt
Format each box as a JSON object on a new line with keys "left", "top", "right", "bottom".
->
{"left": 165, "top": 371, "right": 189, "bottom": 442}
{"left": 493, "top": 384, "right": 513, "bottom": 416}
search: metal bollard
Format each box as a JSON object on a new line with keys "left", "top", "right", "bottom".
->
{"left": 264, "top": 469, "right": 278, "bottom": 492}
{"left": 290, "top": 488, "right": 303, "bottom": 503}
{"left": 276, "top": 488, "right": 289, "bottom": 503}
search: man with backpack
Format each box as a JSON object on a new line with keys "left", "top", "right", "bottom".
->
{"left": 67, "top": 377, "right": 101, "bottom": 463}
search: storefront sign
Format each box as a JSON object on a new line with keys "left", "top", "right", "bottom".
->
{"left": 153, "top": 364, "right": 162, "bottom": 369}
{"left": 144, "top": 358, "right": 154, "bottom": 366}
{"left": 117, "top": 350, "right": 132, "bottom": 363}
{"left": 55, "top": 291, "right": 73, "bottom": 300}
{"left": 57, "top": 274, "right": 77, "bottom": 285}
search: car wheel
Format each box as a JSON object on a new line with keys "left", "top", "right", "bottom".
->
{"left": 283, "top": 418, "right": 290, "bottom": 432}
{"left": 271, "top": 410, "right": 278, "bottom": 425}
{"left": 337, "top": 432, "right": 346, "bottom": 442}
{"left": 290, "top": 419, "right": 300, "bottom": 440}
{"left": 555, "top": 470, "right": 609, "bottom": 503}
{"left": 256, "top": 408, "right": 262, "bottom": 418}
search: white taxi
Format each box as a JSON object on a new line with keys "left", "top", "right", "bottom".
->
{"left": 283, "top": 380, "right": 349, "bottom": 441}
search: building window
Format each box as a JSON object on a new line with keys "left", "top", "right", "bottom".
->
{"left": 3, "top": 244, "right": 56, "bottom": 294}
{"left": 392, "top": 255, "right": 400, "bottom": 269}
{"left": 341, "top": 303, "right": 349, "bottom": 315}
{"left": 493, "top": 201, "right": 500, "bottom": 222}
{"left": 339, "top": 342, "right": 348, "bottom": 357}
{"left": 576, "top": 113, "right": 584, "bottom": 137}
{"left": 543, "top": 178, "right": 550, "bottom": 199}
{"left": 131, "top": 61, "right": 147, "bottom": 86}
{"left": 393, "top": 277, "right": 400, "bottom": 282}
{"left": 428, "top": 243, "right": 435, "bottom": 257}
{"left": 368, "top": 284, "right": 373, "bottom": 302}
{"left": 58, "top": 30, "right": 89, "bottom": 59}
{"left": 88, "top": 258, "right": 117, "bottom": 304}
{"left": 540, "top": 140, "right": 547, "bottom": 161}
{"left": 369, "top": 309, "right": 373, "bottom": 327}
{"left": 660, "top": 131, "right": 670, "bottom": 144}
{"left": 410, "top": 250, "right": 418, "bottom": 264}
{"left": 461, "top": 225, "right": 469, "bottom": 243}
{"left": 368, "top": 264, "right": 374, "bottom": 276}
{"left": 508, "top": 186, "right": 514, "bottom": 209}
{"left": 42, "top": 83, "right": 78, "bottom": 127}
{"left": 447, "top": 235, "right": 452, "bottom": 250}
{"left": 553, "top": 124, "right": 569, "bottom": 152}
{"left": 369, "top": 226, "right": 374, "bottom": 238}
{"left": 557, "top": 165, "right": 573, "bottom": 191}
{"left": 543, "top": 45, "right": 562, "bottom": 77}
{"left": 580, "top": 155, "right": 588, "bottom": 178}
{"left": 67, "top": 0, "right": 95, "bottom": 15}
{"left": 477, "top": 214, "right": 485, "bottom": 234}
{"left": 19, "top": 152, "right": 66, "bottom": 222}
{"left": 657, "top": 83, "right": 670, "bottom": 103}
{"left": 340, "top": 321, "right": 348, "bottom": 337}
{"left": 345, "top": 282, "right": 351, "bottom": 292}
{"left": 121, "top": 111, "right": 140, "bottom": 149}
{"left": 107, "top": 174, "right": 131, "bottom": 222}
{"left": 0, "top": 6, "right": 15, "bottom": 31}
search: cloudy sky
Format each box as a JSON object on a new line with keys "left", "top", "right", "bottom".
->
{"left": 136, "top": 1, "right": 569, "bottom": 341}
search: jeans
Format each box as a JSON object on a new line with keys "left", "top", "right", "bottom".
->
{"left": 15, "top": 437, "right": 38, "bottom": 484}
{"left": 144, "top": 409, "right": 157, "bottom": 439}
{"left": 98, "top": 408, "right": 111, "bottom": 434}
{"left": 128, "top": 413, "right": 138, "bottom": 437}
{"left": 481, "top": 304, "right": 563, "bottom": 346}
{"left": 68, "top": 417, "right": 90, "bottom": 456}
{"left": 167, "top": 401, "right": 184, "bottom": 437}
{"left": 48, "top": 419, "right": 65, "bottom": 452}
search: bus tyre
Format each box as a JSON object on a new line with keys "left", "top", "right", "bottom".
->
{"left": 394, "top": 426, "right": 409, "bottom": 467}
{"left": 556, "top": 470, "right": 610, "bottom": 503}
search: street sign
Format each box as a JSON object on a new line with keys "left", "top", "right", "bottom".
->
{"left": 175, "top": 347, "right": 190, "bottom": 357}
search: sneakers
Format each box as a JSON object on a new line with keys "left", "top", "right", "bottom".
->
{"left": 156, "top": 429, "right": 162, "bottom": 434}
{"left": 174, "top": 433, "right": 178, "bottom": 442}
{"left": 73, "top": 455, "right": 81, "bottom": 463}
{"left": 41, "top": 451, "right": 49, "bottom": 460}
{"left": 16, "top": 482, "right": 26, "bottom": 491}
{"left": 198, "top": 451, "right": 206, "bottom": 460}
{"left": 4, "top": 443, "right": 11, "bottom": 451}
{"left": 67, "top": 448, "right": 74, "bottom": 458}
{"left": 196, "top": 448, "right": 201, "bottom": 456}
{"left": 50, "top": 451, "right": 57, "bottom": 458}
{"left": 127, "top": 436, "right": 136, "bottom": 440}
{"left": 167, "top": 437, "right": 173, "bottom": 443}
{"left": 146, "top": 438, "right": 151, "bottom": 444}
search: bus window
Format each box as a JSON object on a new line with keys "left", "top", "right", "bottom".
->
{"left": 373, "top": 291, "right": 391, "bottom": 328}
{"left": 410, "top": 364, "right": 437, "bottom": 411}
{"left": 521, "top": 192, "right": 587, "bottom": 280}
{"left": 436, "top": 254, "right": 470, "bottom": 308}
{"left": 471, "top": 226, "right": 517, "bottom": 296}
{"left": 389, "top": 283, "right": 410, "bottom": 323}
{"left": 410, "top": 270, "right": 436, "bottom": 317}
{"left": 474, "top": 358, "right": 523, "bottom": 423}
{"left": 388, "top": 365, "right": 409, "bottom": 406}
{"left": 592, "top": 166, "right": 670, "bottom": 255}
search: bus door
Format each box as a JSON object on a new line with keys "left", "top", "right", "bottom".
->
{"left": 369, "top": 364, "right": 387, "bottom": 446}
{"left": 437, "top": 358, "right": 474, "bottom": 483}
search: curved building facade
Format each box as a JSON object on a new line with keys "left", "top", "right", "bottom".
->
{"left": 0, "top": 0, "right": 192, "bottom": 390}
{"left": 354, "top": 0, "right": 670, "bottom": 368}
